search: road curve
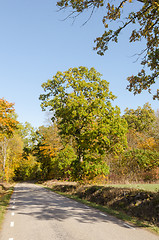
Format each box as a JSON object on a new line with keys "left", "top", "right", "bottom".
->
{"left": 0, "top": 183, "right": 158, "bottom": 240}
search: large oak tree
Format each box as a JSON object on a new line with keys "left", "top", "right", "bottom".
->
{"left": 40, "top": 67, "right": 127, "bottom": 178}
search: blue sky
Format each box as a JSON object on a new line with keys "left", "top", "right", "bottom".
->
{"left": 0, "top": 0, "right": 158, "bottom": 128}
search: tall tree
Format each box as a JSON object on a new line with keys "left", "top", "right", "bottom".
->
{"left": 0, "top": 98, "right": 18, "bottom": 137}
{"left": 120, "top": 103, "right": 159, "bottom": 181}
{"left": 123, "top": 102, "right": 156, "bottom": 132}
{"left": 151, "top": 110, "right": 159, "bottom": 139}
{"left": 4, "top": 134, "right": 23, "bottom": 182}
{"left": 0, "top": 98, "right": 19, "bottom": 179}
{"left": 18, "top": 122, "right": 36, "bottom": 149}
{"left": 40, "top": 67, "right": 127, "bottom": 178}
{"left": 57, "top": 0, "right": 159, "bottom": 99}
{"left": 33, "top": 124, "right": 62, "bottom": 180}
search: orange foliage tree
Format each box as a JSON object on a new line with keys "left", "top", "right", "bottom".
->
{"left": 0, "top": 98, "right": 19, "bottom": 180}
{"left": 34, "top": 123, "right": 62, "bottom": 180}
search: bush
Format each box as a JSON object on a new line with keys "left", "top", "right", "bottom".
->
{"left": 110, "top": 149, "right": 159, "bottom": 182}
{"left": 51, "top": 145, "right": 77, "bottom": 180}
{"left": 70, "top": 153, "right": 109, "bottom": 182}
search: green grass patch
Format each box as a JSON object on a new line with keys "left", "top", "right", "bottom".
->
{"left": 104, "top": 184, "right": 159, "bottom": 192}
{"left": 0, "top": 186, "right": 14, "bottom": 229}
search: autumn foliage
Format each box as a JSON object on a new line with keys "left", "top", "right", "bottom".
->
{"left": 0, "top": 98, "right": 18, "bottom": 137}
{"left": 0, "top": 98, "right": 20, "bottom": 181}
{"left": 0, "top": 81, "right": 159, "bottom": 183}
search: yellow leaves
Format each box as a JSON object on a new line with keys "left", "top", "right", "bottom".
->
{"left": 0, "top": 98, "right": 18, "bottom": 137}
{"left": 37, "top": 124, "right": 62, "bottom": 159}
{"left": 1, "top": 134, "right": 24, "bottom": 182}
{"left": 104, "top": 23, "right": 108, "bottom": 28}
{"left": 127, "top": 128, "right": 158, "bottom": 151}
{"left": 39, "top": 144, "right": 56, "bottom": 157}
{"left": 137, "top": 136, "right": 156, "bottom": 150}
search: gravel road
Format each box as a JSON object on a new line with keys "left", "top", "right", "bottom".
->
{"left": 0, "top": 183, "right": 158, "bottom": 240}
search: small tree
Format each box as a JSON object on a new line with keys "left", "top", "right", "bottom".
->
{"left": 5, "top": 134, "right": 23, "bottom": 182}
{"left": 40, "top": 67, "right": 127, "bottom": 179}
{"left": 33, "top": 124, "right": 62, "bottom": 180}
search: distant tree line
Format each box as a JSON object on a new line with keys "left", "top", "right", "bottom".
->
{"left": 0, "top": 67, "right": 159, "bottom": 183}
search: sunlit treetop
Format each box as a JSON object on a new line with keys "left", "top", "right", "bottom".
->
{"left": 0, "top": 98, "right": 19, "bottom": 137}
{"left": 123, "top": 102, "right": 156, "bottom": 132}
{"left": 40, "top": 66, "right": 128, "bottom": 161}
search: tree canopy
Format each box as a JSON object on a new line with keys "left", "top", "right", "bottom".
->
{"left": 56, "top": 0, "right": 159, "bottom": 99}
{"left": 0, "top": 98, "right": 19, "bottom": 179}
{"left": 0, "top": 98, "right": 18, "bottom": 137}
{"left": 0, "top": 96, "right": 158, "bottom": 182}
{"left": 123, "top": 102, "right": 156, "bottom": 132}
{"left": 40, "top": 67, "right": 127, "bottom": 166}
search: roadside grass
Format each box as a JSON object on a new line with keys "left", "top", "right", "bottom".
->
{"left": 0, "top": 184, "right": 14, "bottom": 229}
{"left": 104, "top": 184, "right": 159, "bottom": 193}
{"left": 43, "top": 185, "right": 159, "bottom": 235}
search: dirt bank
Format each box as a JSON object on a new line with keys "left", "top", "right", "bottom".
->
{"left": 42, "top": 180, "right": 159, "bottom": 227}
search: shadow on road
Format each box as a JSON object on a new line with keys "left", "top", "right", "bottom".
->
{"left": 11, "top": 183, "right": 133, "bottom": 229}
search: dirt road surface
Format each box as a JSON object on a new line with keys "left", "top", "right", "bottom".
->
{"left": 0, "top": 183, "right": 158, "bottom": 240}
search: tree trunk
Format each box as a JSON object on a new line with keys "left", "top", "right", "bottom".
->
{"left": 77, "top": 146, "right": 83, "bottom": 163}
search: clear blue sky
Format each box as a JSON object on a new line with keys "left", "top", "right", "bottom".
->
{"left": 0, "top": 0, "right": 158, "bottom": 128}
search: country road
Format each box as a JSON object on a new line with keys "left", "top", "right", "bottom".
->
{"left": 0, "top": 183, "right": 158, "bottom": 240}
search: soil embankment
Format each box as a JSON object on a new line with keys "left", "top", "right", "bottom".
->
{"left": 42, "top": 181, "right": 159, "bottom": 228}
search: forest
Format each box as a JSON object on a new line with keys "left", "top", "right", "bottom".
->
{"left": 0, "top": 67, "right": 159, "bottom": 183}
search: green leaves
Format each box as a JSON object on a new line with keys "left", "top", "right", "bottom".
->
{"left": 57, "top": 0, "right": 159, "bottom": 99}
{"left": 123, "top": 102, "right": 156, "bottom": 132}
{"left": 40, "top": 66, "right": 128, "bottom": 181}
{"left": 57, "top": 0, "right": 105, "bottom": 12}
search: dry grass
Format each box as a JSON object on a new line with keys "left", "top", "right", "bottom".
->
{"left": 0, "top": 183, "right": 14, "bottom": 229}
